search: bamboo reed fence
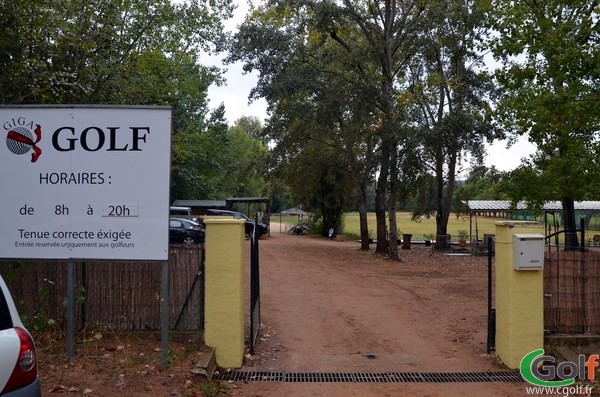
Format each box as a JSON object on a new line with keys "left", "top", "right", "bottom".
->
{"left": 0, "top": 245, "right": 204, "bottom": 332}
{"left": 544, "top": 249, "right": 600, "bottom": 335}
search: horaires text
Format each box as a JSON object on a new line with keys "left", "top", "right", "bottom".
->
{"left": 40, "top": 172, "right": 105, "bottom": 184}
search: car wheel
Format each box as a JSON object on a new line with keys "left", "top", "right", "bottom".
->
{"left": 181, "top": 236, "right": 196, "bottom": 246}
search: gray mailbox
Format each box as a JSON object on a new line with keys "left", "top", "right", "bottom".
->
{"left": 513, "top": 233, "right": 545, "bottom": 270}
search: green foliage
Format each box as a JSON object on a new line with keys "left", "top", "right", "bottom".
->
{"left": 62, "top": 286, "right": 86, "bottom": 307}
{"left": 170, "top": 114, "right": 269, "bottom": 201}
{"left": 22, "top": 278, "right": 62, "bottom": 333}
{"left": 409, "top": 174, "right": 438, "bottom": 217}
{"left": 407, "top": 0, "right": 499, "bottom": 237}
{"left": 454, "top": 165, "right": 507, "bottom": 203}
{"left": 0, "top": 0, "right": 232, "bottom": 106}
{"left": 193, "top": 380, "right": 229, "bottom": 397}
{"left": 281, "top": 141, "right": 354, "bottom": 237}
{"left": 229, "top": 0, "right": 505, "bottom": 256}
{"left": 485, "top": 0, "right": 600, "bottom": 204}
{"left": 3, "top": 261, "right": 24, "bottom": 283}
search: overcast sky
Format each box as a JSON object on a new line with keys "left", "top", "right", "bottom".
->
{"left": 203, "top": 0, "right": 536, "bottom": 172}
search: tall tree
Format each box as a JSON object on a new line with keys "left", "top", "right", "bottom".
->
{"left": 331, "top": 0, "right": 427, "bottom": 259}
{"left": 279, "top": 137, "right": 355, "bottom": 237}
{"left": 230, "top": 0, "right": 427, "bottom": 259}
{"left": 408, "top": 0, "right": 497, "bottom": 247}
{"left": 486, "top": 0, "right": 600, "bottom": 247}
{"left": 229, "top": 0, "right": 381, "bottom": 250}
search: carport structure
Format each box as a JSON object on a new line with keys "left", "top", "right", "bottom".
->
{"left": 463, "top": 200, "right": 600, "bottom": 249}
{"left": 173, "top": 197, "right": 272, "bottom": 236}
{"left": 226, "top": 197, "right": 271, "bottom": 217}
{"left": 173, "top": 197, "right": 270, "bottom": 218}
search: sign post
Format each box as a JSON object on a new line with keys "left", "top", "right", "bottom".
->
{"left": 0, "top": 106, "right": 172, "bottom": 364}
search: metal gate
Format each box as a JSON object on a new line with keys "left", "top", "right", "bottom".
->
{"left": 486, "top": 236, "right": 496, "bottom": 353}
{"left": 250, "top": 218, "right": 261, "bottom": 354}
{"left": 544, "top": 249, "right": 600, "bottom": 335}
{"left": 543, "top": 224, "right": 599, "bottom": 334}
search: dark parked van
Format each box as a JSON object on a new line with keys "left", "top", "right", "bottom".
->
{"left": 206, "top": 209, "right": 268, "bottom": 237}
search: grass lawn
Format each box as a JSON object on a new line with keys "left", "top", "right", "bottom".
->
{"left": 274, "top": 210, "right": 600, "bottom": 243}
{"left": 342, "top": 212, "right": 499, "bottom": 241}
{"left": 273, "top": 211, "right": 500, "bottom": 240}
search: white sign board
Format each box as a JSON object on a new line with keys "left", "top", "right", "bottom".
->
{"left": 0, "top": 106, "right": 172, "bottom": 260}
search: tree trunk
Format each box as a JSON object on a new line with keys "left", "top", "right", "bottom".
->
{"left": 353, "top": 180, "right": 369, "bottom": 250}
{"left": 388, "top": 196, "right": 398, "bottom": 259}
{"left": 562, "top": 197, "right": 579, "bottom": 250}
{"left": 387, "top": 142, "right": 399, "bottom": 260}
{"left": 358, "top": 200, "right": 370, "bottom": 250}
{"left": 340, "top": 123, "right": 371, "bottom": 251}
{"left": 434, "top": 148, "right": 449, "bottom": 249}
{"left": 375, "top": 143, "right": 390, "bottom": 254}
{"left": 344, "top": 154, "right": 370, "bottom": 250}
{"left": 441, "top": 152, "right": 458, "bottom": 246}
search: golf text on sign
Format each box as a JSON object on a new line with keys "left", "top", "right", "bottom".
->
{"left": 0, "top": 106, "right": 172, "bottom": 261}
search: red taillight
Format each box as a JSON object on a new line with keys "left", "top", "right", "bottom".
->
{"left": 2, "top": 327, "right": 37, "bottom": 394}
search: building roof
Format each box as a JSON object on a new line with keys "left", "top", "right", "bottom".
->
{"left": 281, "top": 208, "right": 308, "bottom": 215}
{"left": 464, "top": 200, "right": 600, "bottom": 211}
{"left": 172, "top": 200, "right": 227, "bottom": 208}
{"left": 226, "top": 197, "right": 270, "bottom": 204}
{"left": 172, "top": 198, "right": 271, "bottom": 211}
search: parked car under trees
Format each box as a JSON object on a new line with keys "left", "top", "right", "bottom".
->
{"left": 169, "top": 218, "right": 205, "bottom": 246}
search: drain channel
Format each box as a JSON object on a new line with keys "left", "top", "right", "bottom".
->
{"left": 216, "top": 371, "right": 524, "bottom": 383}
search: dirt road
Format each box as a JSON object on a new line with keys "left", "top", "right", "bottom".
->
{"left": 230, "top": 226, "right": 526, "bottom": 396}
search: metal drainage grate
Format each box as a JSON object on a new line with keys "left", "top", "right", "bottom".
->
{"left": 216, "top": 371, "right": 524, "bottom": 383}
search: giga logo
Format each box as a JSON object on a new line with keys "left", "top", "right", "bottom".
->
{"left": 4, "top": 117, "right": 42, "bottom": 163}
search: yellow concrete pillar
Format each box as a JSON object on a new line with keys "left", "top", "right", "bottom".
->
{"left": 495, "top": 221, "right": 545, "bottom": 369}
{"left": 203, "top": 218, "right": 245, "bottom": 368}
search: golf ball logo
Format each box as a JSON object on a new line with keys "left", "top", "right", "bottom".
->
{"left": 6, "top": 124, "right": 42, "bottom": 162}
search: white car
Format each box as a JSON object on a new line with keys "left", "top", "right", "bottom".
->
{"left": 0, "top": 275, "right": 41, "bottom": 396}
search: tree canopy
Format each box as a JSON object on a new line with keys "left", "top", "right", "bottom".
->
{"left": 229, "top": 0, "right": 499, "bottom": 257}
{"left": 485, "top": 0, "right": 600, "bottom": 245}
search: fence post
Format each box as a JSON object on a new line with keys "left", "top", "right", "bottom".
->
{"left": 67, "top": 259, "right": 74, "bottom": 361}
{"left": 203, "top": 218, "right": 246, "bottom": 368}
{"left": 495, "top": 221, "right": 545, "bottom": 369}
